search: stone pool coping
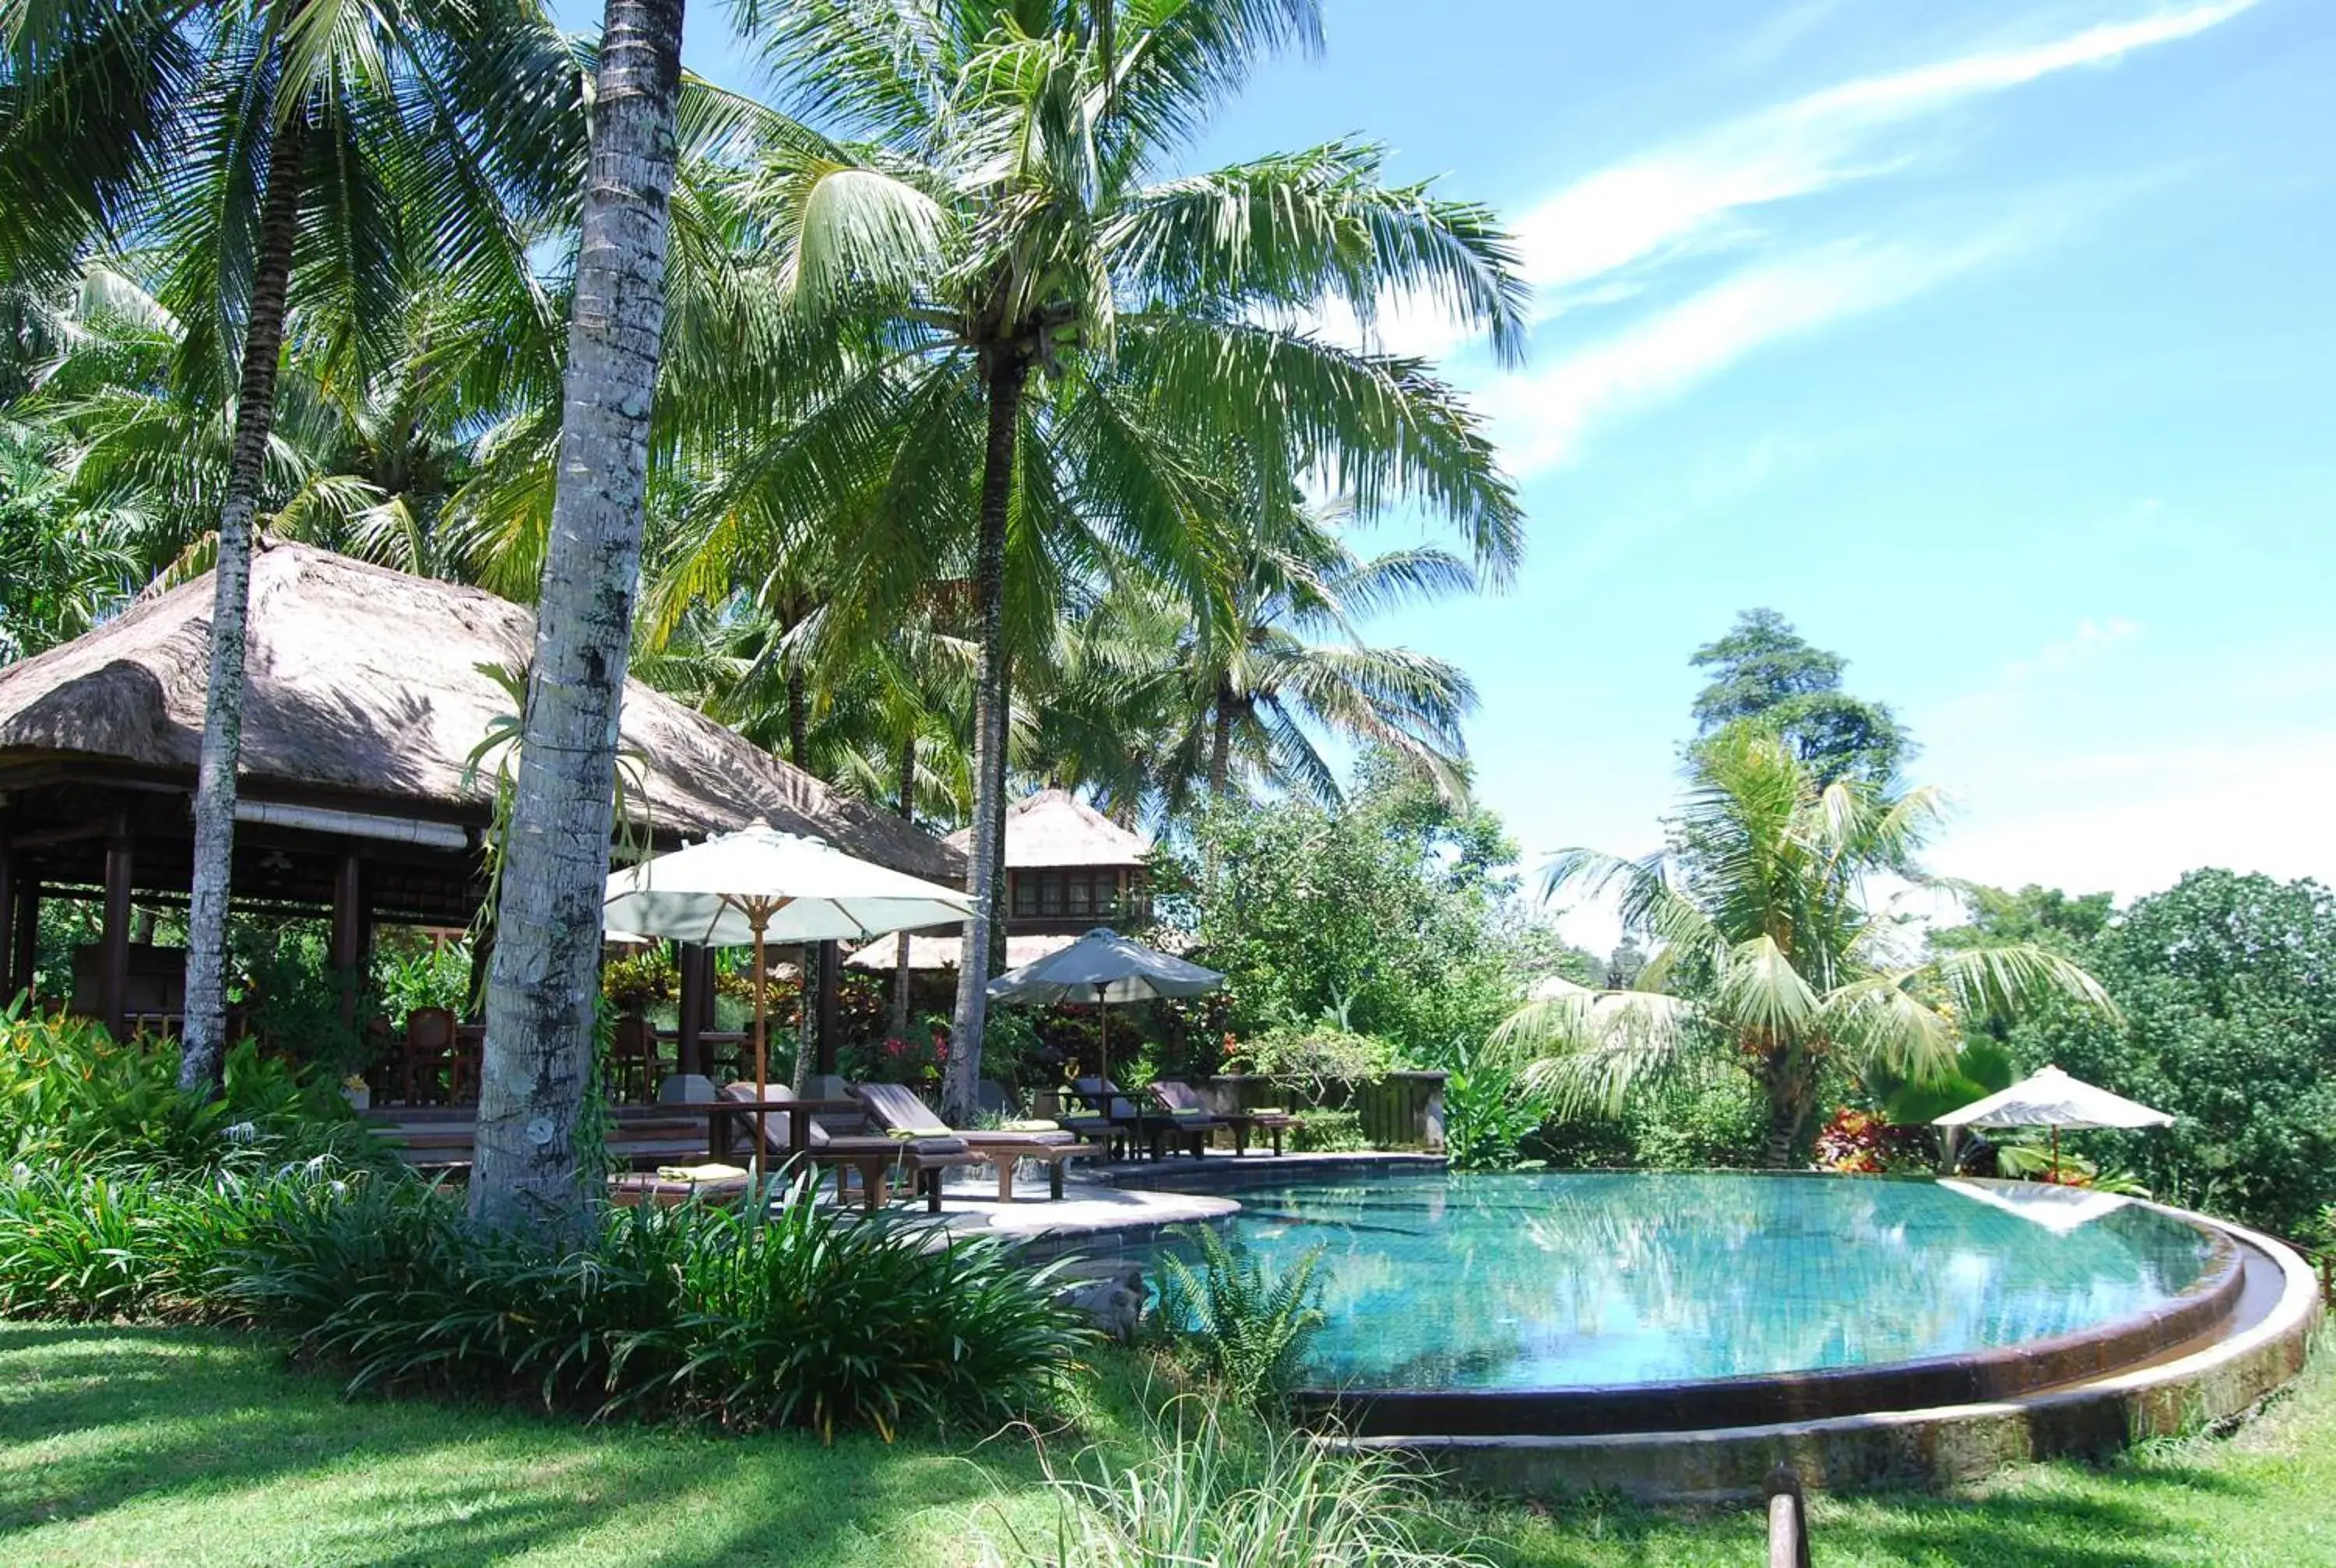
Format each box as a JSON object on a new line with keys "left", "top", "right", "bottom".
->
{"left": 1292, "top": 1177, "right": 2248, "bottom": 1439}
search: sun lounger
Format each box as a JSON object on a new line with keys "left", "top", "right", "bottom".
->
{"left": 1151, "top": 1079, "right": 1287, "bottom": 1156}
{"left": 1070, "top": 1075, "right": 1215, "bottom": 1159}
{"left": 719, "top": 1082, "right": 976, "bottom": 1212}
{"left": 607, "top": 1162, "right": 753, "bottom": 1208}
{"left": 855, "top": 1082, "right": 1100, "bottom": 1201}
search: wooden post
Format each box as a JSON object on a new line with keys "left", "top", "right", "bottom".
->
{"left": 676, "top": 940, "right": 706, "bottom": 1076}
{"left": 10, "top": 877, "right": 37, "bottom": 1005}
{"left": 814, "top": 940, "right": 840, "bottom": 1076}
{"left": 0, "top": 842, "right": 15, "bottom": 1003}
{"left": 1764, "top": 1466, "right": 1810, "bottom": 1568}
{"left": 331, "top": 849, "right": 365, "bottom": 1028}
{"left": 101, "top": 827, "right": 133, "bottom": 1039}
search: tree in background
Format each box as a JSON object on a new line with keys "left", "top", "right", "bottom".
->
{"left": 4, "top": 0, "right": 577, "bottom": 1088}
{"left": 1499, "top": 727, "right": 2111, "bottom": 1167}
{"left": 728, "top": 0, "right": 1528, "bottom": 1121}
{"left": 1155, "top": 754, "right": 1593, "bottom": 1067}
{"left": 1689, "top": 609, "right": 1909, "bottom": 786}
{"left": 1963, "top": 870, "right": 2336, "bottom": 1235}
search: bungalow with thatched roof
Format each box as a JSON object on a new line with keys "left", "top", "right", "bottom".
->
{"left": 0, "top": 542, "right": 958, "bottom": 1040}
{"left": 847, "top": 789, "right": 1150, "bottom": 975}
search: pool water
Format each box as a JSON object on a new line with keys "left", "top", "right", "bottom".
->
{"left": 1144, "top": 1172, "right": 2218, "bottom": 1390}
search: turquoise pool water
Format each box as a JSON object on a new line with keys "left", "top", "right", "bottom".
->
{"left": 1145, "top": 1172, "right": 2218, "bottom": 1390}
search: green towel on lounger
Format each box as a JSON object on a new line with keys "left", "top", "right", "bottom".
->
{"left": 1004, "top": 1119, "right": 1060, "bottom": 1132}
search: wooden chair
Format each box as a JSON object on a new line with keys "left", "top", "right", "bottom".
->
{"left": 399, "top": 1007, "right": 459, "bottom": 1106}
{"left": 607, "top": 1014, "right": 662, "bottom": 1105}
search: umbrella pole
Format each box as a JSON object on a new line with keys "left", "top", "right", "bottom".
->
{"left": 751, "top": 905, "right": 770, "bottom": 1212}
{"left": 1097, "top": 985, "right": 1108, "bottom": 1083}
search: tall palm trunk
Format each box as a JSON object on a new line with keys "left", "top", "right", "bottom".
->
{"left": 888, "top": 735, "right": 915, "bottom": 1043}
{"left": 1759, "top": 1042, "right": 1814, "bottom": 1169}
{"left": 988, "top": 657, "right": 1010, "bottom": 973}
{"left": 1207, "top": 691, "right": 1236, "bottom": 800}
{"left": 942, "top": 350, "right": 1028, "bottom": 1124}
{"left": 472, "top": 0, "right": 685, "bottom": 1233}
{"left": 179, "top": 108, "right": 308, "bottom": 1088}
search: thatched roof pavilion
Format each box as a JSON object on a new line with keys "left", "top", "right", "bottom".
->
{"left": 0, "top": 542, "right": 958, "bottom": 1035}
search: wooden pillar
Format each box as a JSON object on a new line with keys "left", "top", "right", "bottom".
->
{"left": 330, "top": 850, "right": 365, "bottom": 1028}
{"left": 814, "top": 940, "right": 840, "bottom": 1075}
{"left": 9, "top": 877, "right": 36, "bottom": 1006}
{"left": 0, "top": 843, "right": 15, "bottom": 1003}
{"left": 676, "top": 940, "right": 707, "bottom": 1076}
{"left": 101, "top": 828, "right": 132, "bottom": 1039}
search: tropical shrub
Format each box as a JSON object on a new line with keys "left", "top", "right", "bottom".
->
{"left": 1437, "top": 1042, "right": 1551, "bottom": 1171}
{"left": 0, "top": 1162, "right": 346, "bottom": 1322}
{"left": 1152, "top": 1225, "right": 1327, "bottom": 1410}
{"left": 1288, "top": 1110, "right": 1370, "bottom": 1154}
{"left": 0, "top": 1007, "right": 378, "bottom": 1175}
{"left": 983, "top": 1401, "right": 1486, "bottom": 1568}
{"left": 234, "top": 1174, "right": 1091, "bottom": 1440}
{"left": 1811, "top": 1108, "right": 1931, "bottom": 1175}
{"left": 1156, "top": 764, "right": 1595, "bottom": 1063}
{"left": 1233, "top": 1025, "right": 1400, "bottom": 1091}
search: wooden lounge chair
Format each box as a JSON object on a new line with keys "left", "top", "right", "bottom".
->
{"left": 719, "top": 1082, "right": 976, "bottom": 1213}
{"left": 1070, "top": 1076, "right": 1215, "bottom": 1159}
{"left": 856, "top": 1082, "right": 1100, "bottom": 1201}
{"left": 1152, "top": 1079, "right": 1288, "bottom": 1156}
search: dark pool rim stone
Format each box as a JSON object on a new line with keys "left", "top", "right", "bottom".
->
{"left": 1274, "top": 1177, "right": 2246, "bottom": 1440}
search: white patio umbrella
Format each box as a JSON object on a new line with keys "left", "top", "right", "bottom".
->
{"left": 1933, "top": 1064, "right": 2172, "bottom": 1179}
{"left": 986, "top": 926, "right": 1224, "bottom": 1080}
{"left": 603, "top": 820, "right": 974, "bottom": 1107}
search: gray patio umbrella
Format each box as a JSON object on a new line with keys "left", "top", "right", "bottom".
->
{"left": 986, "top": 926, "right": 1224, "bottom": 1078}
{"left": 1933, "top": 1064, "right": 2172, "bottom": 1179}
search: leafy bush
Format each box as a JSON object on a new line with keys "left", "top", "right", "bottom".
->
{"left": 1436, "top": 1042, "right": 1550, "bottom": 1171}
{"left": 0, "top": 1162, "right": 345, "bottom": 1322}
{"left": 1983, "top": 871, "right": 2336, "bottom": 1233}
{"left": 983, "top": 1400, "right": 1485, "bottom": 1568}
{"left": 0, "top": 1007, "right": 378, "bottom": 1176}
{"left": 1152, "top": 1225, "right": 1325, "bottom": 1409}
{"left": 1288, "top": 1109, "right": 1369, "bottom": 1154}
{"left": 1811, "top": 1107, "right": 1932, "bottom": 1175}
{"left": 1231, "top": 1025, "right": 1399, "bottom": 1091}
{"left": 1620, "top": 1078, "right": 1768, "bottom": 1170}
{"left": 234, "top": 1172, "right": 1092, "bottom": 1440}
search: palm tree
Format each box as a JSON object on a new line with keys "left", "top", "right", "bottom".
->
{"left": 4, "top": 0, "right": 579, "bottom": 1085}
{"left": 1495, "top": 726, "right": 2115, "bottom": 1167}
{"left": 470, "top": 0, "right": 690, "bottom": 1232}
{"left": 1170, "top": 500, "right": 1479, "bottom": 809}
{"left": 734, "top": 0, "right": 1529, "bottom": 1120}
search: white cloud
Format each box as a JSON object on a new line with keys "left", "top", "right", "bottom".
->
{"left": 1508, "top": 1, "right": 2258, "bottom": 305}
{"left": 1483, "top": 233, "right": 2011, "bottom": 473}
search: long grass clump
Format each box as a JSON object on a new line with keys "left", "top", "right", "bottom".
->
{"left": 983, "top": 1400, "right": 1485, "bottom": 1568}
{"left": 1152, "top": 1224, "right": 1327, "bottom": 1408}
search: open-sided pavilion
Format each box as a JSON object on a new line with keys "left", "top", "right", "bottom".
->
{"left": 0, "top": 542, "right": 959, "bottom": 1074}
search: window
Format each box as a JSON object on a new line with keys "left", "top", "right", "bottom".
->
{"left": 1011, "top": 874, "right": 1036, "bottom": 918}
{"left": 1093, "top": 874, "right": 1121, "bottom": 919}
{"left": 1067, "top": 874, "right": 1092, "bottom": 917}
{"left": 1038, "top": 874, "right": 1065, "bottom": 917}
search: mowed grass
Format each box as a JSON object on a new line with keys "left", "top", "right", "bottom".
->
{"left": 1, "top": 1320, "right": 2331, "bottom": 1567}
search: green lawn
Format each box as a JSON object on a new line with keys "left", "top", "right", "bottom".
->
{"left": 2, "top": 1320, "right": 2330, "bottom": 1566}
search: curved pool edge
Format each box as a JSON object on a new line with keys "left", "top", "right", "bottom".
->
{"left": 1336, "top": 1213, "right": 2322, "bottom": 1503}
{"left": 1290, "top": 1177, "right": 2247, "bottom": 1438}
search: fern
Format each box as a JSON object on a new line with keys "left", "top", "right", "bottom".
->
{"left": 1153, "top": 1225, "right": 1328, "bottom": 1408}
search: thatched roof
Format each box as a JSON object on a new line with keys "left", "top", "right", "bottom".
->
{"left": 945, "top": 788, "right": 1151, "bottom": 869}
{"left": 0, "top": 542, "right": 956, "bottom": 881}
{"left": 845, "top": 932, "right": 1078, "bottom": 972}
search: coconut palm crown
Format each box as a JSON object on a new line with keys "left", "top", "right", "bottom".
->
{"left": 1495, "top": 726, "right": 2116, "bottom": 1167}
{"left": 724, "top": 0, "right": 1529, "bottom": 1119}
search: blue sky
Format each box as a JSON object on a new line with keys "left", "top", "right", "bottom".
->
{"left": 582, "top": 0, "right": 2334, "bottom": 944}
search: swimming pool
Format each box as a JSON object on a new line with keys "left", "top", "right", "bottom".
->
{"left": 1138, "top": 1171, "right": 2227, "bottom": 1395}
